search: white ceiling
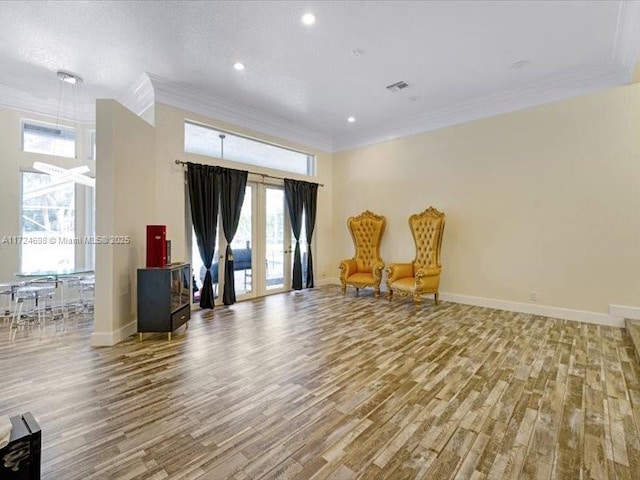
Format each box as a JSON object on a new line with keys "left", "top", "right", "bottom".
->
{"left": 1, "top": 0, "right": 639, "bottom": 152}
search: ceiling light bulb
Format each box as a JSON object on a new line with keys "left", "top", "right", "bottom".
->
{"left": 302, "top": 13, "right": 316, "bottom": 25}
{"left": 233, "top": 62, "right": 245, "bottom": 71}
{"left": 347, "top": 116, "right": 355, "bottom": 123}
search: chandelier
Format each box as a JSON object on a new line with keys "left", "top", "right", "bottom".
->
{"left": 32, "top": 70, "right": 95, "bottom": 188}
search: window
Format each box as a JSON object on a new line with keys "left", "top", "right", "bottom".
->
{"left": 22, "top": 119, "right": 76, "bottom": 158}
{"left": 184, "top": 121, "right": 314, "bottom": 176}
{"left": 21, "top": 171, "right": 75, "bottom": 272}
{"left": 89, "top": 129, "right": 96, "bottom": 161}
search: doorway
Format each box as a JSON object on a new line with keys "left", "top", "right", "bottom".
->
{"left": 191, "top": 182, "right": 293, "bottom": 305}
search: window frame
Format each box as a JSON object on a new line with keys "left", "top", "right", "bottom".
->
{"left": 21, "top": 118, "right": 77, "bottom": 159}
{"left": 88, "top": 129, "right": 96, "bottom": 161}
{"left": 184, "top": 120, "right": 316, "bottom": 176}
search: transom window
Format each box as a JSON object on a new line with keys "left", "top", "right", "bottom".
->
{"left": 22, "top": 119, "right": 76, "bottom": 159}
{"left": 184, "top": 121, "right": 315, "bottom": 176}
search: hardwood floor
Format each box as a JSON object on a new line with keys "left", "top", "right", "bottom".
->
{"left": 1, "top": 286, "right": 640, "bottom": 479}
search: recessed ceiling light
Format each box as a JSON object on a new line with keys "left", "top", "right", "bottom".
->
{"left": 233, "top": 62, "right": 245, "bottom": 71}
{"left": 302, "top": 13, "right": 316, "bottom": 25}
{"left": 351, "top": 49, "right": 364, "bottom": 58}
{"left": 347, "top": 116, "right": 355, "bottom": 123}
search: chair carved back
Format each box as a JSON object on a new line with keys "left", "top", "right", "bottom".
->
{"left": 410, "top": 207, "right": 445, "bottom": 271}
{"left": 347, "top": 210, "right": 386, "bottom": 273}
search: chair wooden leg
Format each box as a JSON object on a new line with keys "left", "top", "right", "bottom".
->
{"left": 374, "top": 287, "right": 380, "bottom": 298}
{"left": 356, "top": 288, "right": 360, "bottom": 296}
{"left": 434, "top": 292, "right": 439, "bottom": 306}
{"left": 340, "top": 284, "right": 346, "bottom": 295}
{"left": 387, "top": 289, "right": 393, "bottom": 300}
{"left": 413, "top": 292, "right": 421, "bottom": 305}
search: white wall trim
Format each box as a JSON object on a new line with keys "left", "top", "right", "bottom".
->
{"left": 609, "top": 304, "right": 640, "bottom": 321}
{"left": 118, "top": 73, "right": 155, "bottom": 122}
{"left": 612, "top": 0, "right": 640, "bottom": 75}
{"left": 0, "top": 83, "right": 95, "bottom": 123}
{"left": 90, "top": 320, "right": 138, "bottom": 347}
{"left": 314, "top": 283, "right": 622, "bottom": 327}
{"left": 333, "top": 64, "right": 629, "bottom": 152}
{"left": 439, "top": 292, "right": 623, "bottom": 327}
{"left": 147, "top": 73, "right": 333, "bottom": 153}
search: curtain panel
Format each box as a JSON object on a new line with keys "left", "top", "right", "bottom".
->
{"left": 303, "top": 182, "right": 318, "bottom": 288}
{"left": 284, "top": 178, "right": 319, "bottom": 290}
{"left": 219, "top": 167, "right": 248, "bottom": 305}
{"left": 284, "top": 179, "right": 304, "bottom": 290}
{"left": 186, "top": 163, "right": 220, "bottom": 308}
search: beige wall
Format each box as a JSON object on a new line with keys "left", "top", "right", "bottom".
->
{"left": 92, "top": 101, "right": 333, "bottom": 344}
{"left": 333, "top": 84, "right": 640, "bottom": 315}
{"left": 93, "top": 99, "right": 155, "bottom": 346}
{"left": 152, "top": 103, "right": 334, "bottom": 283}
{"left": 0, "top": 107, "right": 94, "bottom": 281}
{"left": 75, "top": 81, "right": 640, "bottom": 342}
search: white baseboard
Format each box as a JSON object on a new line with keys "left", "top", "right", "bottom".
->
{"left": 90, "top": 320, "right": 138, "bottom": 347}
{"left": 317, "top": 277, "right": 340, "bottom": 287}
{"left": 439, "top": 292, "right": 623, "bottom": 327}
{"left": 89, "top": 290, "right": 632, "bottom": 346}
{"left": 609, "top": 304, "right": 640, "bottom": 321}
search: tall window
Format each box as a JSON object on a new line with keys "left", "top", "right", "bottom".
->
{"left": 22, "top": 119, "right": 76, "bottom": 158}
{"left": 21, "top": 171, "right": 75, "bottom": 272}
{"left": 184, "top": 121, "right": 315, "bottom": 176}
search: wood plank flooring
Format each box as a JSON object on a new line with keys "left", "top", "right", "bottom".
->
{"left": 1, "top": 286, "right": 640, "bottom": 479}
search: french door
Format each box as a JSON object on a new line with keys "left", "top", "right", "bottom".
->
{"left": 191, "top": 182, "right": 292, "bottom": 304}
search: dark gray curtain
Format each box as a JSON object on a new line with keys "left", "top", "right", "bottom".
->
{"left": 219, "top": 167, "right": 248, "bottom": 305}
{"left": 186, "top": 163, "right": 219, "bottom": 309}
{"left": 284, "top": 179, "right": 304, "bottom": 290}
{"left": 303, "top": 183, "right": 318, "bottom": 288}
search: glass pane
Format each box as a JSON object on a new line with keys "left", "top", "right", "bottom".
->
{"left": 266, "top": 188, "right": 285, "bottom": 290}
{"left": 22, "top": 121, "right": 76, "bottom": 158}
{"left": 185, "top": 121, "right": 313, "bottom": 176}
{"left": 21, "top": 171, "right": 75, "bottom": 272}
{"left": 180, "top": 264, "right": 191, "bottom": 305}
{"left": 170, "top": 268, "right": 181, "bottom": 311}
{"left": 232, "top": 185, "right": 252, "bottom": 295}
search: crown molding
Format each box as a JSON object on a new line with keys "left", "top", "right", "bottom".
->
{"left": 118, "top": 73, "right": 155, "bottom": 121}
{"left": 613, "top": 0, "right": 640, "bottom": 77}
{"left": 2, "top": 0, "right": 638, "bottom": 155}
{"left": 332, "top": 64, "right": 630, "bottom": 152}
{"left": 146, "top": 73, "right": 333, "bottom": 153}
{"left": 0, "top": 81, "right": 95, "bottom": 123}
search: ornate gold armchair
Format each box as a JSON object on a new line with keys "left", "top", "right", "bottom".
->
{"left": 339, "top": 210, "right": 386, "bottom": 297}
{"left": 387, "top": 207, "right": 445, "bottom": 305}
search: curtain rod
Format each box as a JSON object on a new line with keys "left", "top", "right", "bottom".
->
{"left": 174, "top": 159, "right": 324, "bottom": 187}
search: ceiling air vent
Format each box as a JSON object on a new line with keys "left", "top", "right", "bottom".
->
{"left": 386, "top": 80, "right": 410, "bottom": 92}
